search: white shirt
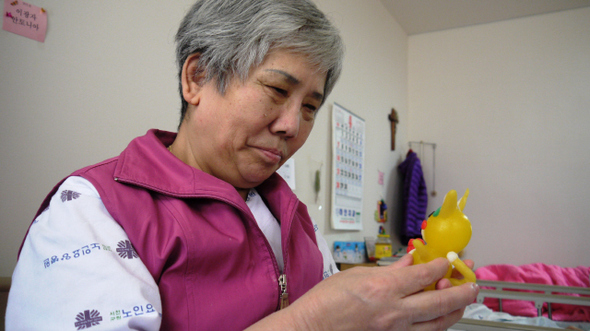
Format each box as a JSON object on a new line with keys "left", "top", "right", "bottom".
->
{"left": 245, "top": 189, "right": 339, "bottom": 278}
{"left": 6, "top": 176, "right": 338, "bottom": 330}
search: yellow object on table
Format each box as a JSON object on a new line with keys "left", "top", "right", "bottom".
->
{"left": 375, "top": 234, "right": 392, "bottom": 259}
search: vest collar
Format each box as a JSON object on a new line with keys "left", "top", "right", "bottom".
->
{"left": 114, "top": 129, "right": 240, "bottom": 200}
{"left": 113, "top": 129, "right": 298, "bottom": 213}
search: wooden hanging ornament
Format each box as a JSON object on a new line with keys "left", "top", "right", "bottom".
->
{"left": 388, "top": 108, "right": 399, "bottom": 150}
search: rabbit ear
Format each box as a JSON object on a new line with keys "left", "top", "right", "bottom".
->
{"left": 438, "top": 190, "right": 458, "bottom": 218}
{"left": 458, "top": 189, "right": 469, "bottom": 212}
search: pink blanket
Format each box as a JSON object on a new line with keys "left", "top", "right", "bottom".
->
{"left": 475, "top": 263, "right": 590, "bottom": 321}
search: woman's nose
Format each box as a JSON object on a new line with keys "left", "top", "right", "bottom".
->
{"left": 270, "top": 103, "right": 300, "bottom": 138}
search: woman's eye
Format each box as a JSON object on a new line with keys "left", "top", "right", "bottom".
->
{"left": 303, "top": 104, "right": 318, "bottom": 119}
{"left": 272, "top": 86, "right": 288, "bottom": 97}
{"left": 304, "top": 104, "right": 317, "bottom": 113}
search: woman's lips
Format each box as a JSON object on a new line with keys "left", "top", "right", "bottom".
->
{"left": 256, "top": 147, "right": 283, "bottom": 164}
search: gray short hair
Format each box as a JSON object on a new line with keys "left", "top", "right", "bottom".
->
{"left": 175, "top": 0, "right": 345, "bottom": 124}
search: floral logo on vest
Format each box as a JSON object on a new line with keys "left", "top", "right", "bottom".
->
{"left": 116, "top": 240, "right": 138, "bottom": 259}
{"left": 74, "top": 309, "right": 102, "bottom": 329}
{"left": 61, "top": 190, "right": 81, "bottom": 202}
{"left": 246, "top": 189, "right": 257, "bottom": 202}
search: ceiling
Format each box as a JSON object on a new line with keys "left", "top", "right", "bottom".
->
{"left": 380, "top": 0, "right": 590, "bottom": 35}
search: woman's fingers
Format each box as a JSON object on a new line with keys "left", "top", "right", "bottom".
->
{"left": 435, "top": 277, "right": 452, "bottom": 290}
{"left": 388, "top": 257, "right": 451, "bottom": 296}
{"left": 387, "top": 253, "right": 414, "bottom": 270}
{"left": 404, "top": 282, "right": 479, "bottom": 323}
{"left": 410, "top": 307, "right": 466, "bottom": 331}
{"left": 464, "top": 259, "right": 474, "bottom": 270}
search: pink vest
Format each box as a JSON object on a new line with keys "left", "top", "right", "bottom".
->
{"left": 31, "top": 130, "right": 323, "bottom": 330}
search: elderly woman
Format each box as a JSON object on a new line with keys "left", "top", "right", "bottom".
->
{"left": 6, "top": 0, "right": 478, "bottom": 330}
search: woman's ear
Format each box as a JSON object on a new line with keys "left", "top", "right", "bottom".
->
{"left": 181, "top": 53, "right": 205, "bottom": 106}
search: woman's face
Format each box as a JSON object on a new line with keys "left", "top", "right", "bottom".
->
{"left": 176, "top": 50, "right": 327, "bottom": 196}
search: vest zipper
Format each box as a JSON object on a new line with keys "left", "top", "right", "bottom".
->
{"left": 279, "top": 274, "right": 289, "bottom": 309}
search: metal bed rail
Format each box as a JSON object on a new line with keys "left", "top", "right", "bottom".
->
{"left": 478, "top": 280, "right": 590, "bottom": 296}
{"left": 452, "top": 318, "right": 566, "bottom": 331}
{"left": 476, "top": 280, "right": 590, "bottom": 319}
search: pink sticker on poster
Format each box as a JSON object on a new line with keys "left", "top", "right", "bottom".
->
{"left": 3, "top": 0, "right": 47, "bottom": 42}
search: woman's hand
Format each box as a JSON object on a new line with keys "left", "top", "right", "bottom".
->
{"left": 252, "top": 254, "right": 479, "bottom": 331}
{"left": 437, "top": 258, "right": 475, "bottom": 289}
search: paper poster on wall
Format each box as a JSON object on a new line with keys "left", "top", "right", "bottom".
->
{"left": 331, "top": 103, "right": 365, "bottom": 230}
{"left": 2, "top": 0, "right": 48, "bottom": 42}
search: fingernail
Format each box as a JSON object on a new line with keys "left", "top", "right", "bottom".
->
{"left": 471, "top": 282, "right": 480, "bottom": 293}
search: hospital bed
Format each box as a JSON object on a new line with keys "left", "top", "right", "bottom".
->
{"left": 452, "top": 278, "right": 590, "bottom": 330}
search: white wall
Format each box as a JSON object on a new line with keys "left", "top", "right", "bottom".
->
{"left": 0, "top": 1, "right": 193, "bottom": 277}
{"left": 408, "top": 8, "right": 590, "bottom": 268}
{"left": 0, "top": 0, "right": 407, "bottom": 277}
{"left": 307, "top": 0, "right": 409, "bottom": 253}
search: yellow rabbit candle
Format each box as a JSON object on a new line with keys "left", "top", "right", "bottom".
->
{"left": 407, "top": 189, "right": 476, "bottom": 290}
